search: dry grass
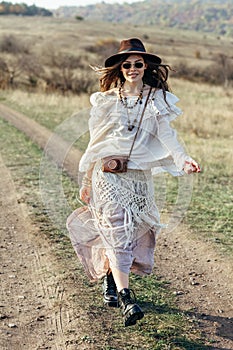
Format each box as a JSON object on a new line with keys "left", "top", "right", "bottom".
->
{"left": 0, "top": 16, "right": 232, "bottom": 93}
{"left": 172, "top": 80, "right": 233, "bottom": 126}
{"left": 0, "top": 16, "right": 232, "bottom": 64}
{"left": 0, "top": 89, "right": 91, "bottom": 129}
{"left": 171, "top": 78, "right": 233, "bottom": 175}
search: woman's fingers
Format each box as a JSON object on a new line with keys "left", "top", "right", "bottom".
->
{"left": 80, "top": 186, "right": 91, "bottom": 204}
{"left": 191, "top": 160, "right": 201, "bottom": 173}
{"left": 184, "top": 160, "right": 201, "bottom": 174}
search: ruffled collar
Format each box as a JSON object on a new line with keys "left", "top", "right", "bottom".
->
{"left": 90, "top": 89, "right": 182, "bottom": 121}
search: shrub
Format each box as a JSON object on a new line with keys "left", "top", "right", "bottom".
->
{"left": 0, "top": 35, "right": 30, "bottom": 54}
{"left": 41, "top": 65, "right": 96, "bottom": 95}
{"left": 72, "top": 72, "right": 97, "bottom": 94}
{"left": 86, "top": 38, "right": 119, "bottom": 63}
{"left": 42, "top": 51, "right": 85, "bottom": 70}
{"left": 195, "top": 50, "right": 201, "bottom": 59}
{"left": 17, "top": 54, "right": 45, "bottom": 87}
{"left": 205, "top": 59, "right": 233, "bottom": 87}
{"left": 0, "top": 57, "right": 9, "bottom": 89}
{"left": 75, "top": 15, "right": 84, "bottom": 21}
{"left": 173, "top": 56, "right": 233, "bottom": 87}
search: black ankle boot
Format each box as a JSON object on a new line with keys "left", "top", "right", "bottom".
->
{"left": 118, "top": 288, "right": 144, "bottom": 327}
{"left": 102, "top": 272, "right": 118, "bottom": 307}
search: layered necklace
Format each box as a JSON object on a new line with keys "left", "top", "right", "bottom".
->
{"left": 119, "top": 83, "right": 145, "bottom": 131}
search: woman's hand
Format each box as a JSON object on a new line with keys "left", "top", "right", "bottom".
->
{"left": 79, "top": 185, "right": 91, "bottom": 204}
{"left": 183, "top": 160, "right": 201, "bottom": 174}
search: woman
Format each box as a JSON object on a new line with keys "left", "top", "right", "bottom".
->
{"left": 67, "top": 38, "right": 200, "bottom": 327}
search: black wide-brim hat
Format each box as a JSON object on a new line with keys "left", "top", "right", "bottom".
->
{"left": 105, "top": 38, "right": 161, "bottom": 67}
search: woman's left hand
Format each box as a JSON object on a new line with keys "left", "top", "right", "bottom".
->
{"left": 79, "top": 185, "right": 91, "bottom": 204}
{"left": 183, "top": 160, "right": 201, "bottom": 174}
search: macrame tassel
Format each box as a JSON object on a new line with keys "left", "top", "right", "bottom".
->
{"left": 90, "top": 163, "right": 162, "bottom": 250}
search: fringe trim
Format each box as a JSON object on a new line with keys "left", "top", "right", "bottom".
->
{"left": 91, "top": 162, "right": 163, "bottom": 249}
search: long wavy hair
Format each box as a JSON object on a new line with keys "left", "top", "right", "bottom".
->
{"left": 91, "top": 54, "right": 171, "bottom": 96}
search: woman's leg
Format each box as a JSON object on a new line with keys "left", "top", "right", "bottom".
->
{"left": 110, "top": 266, "right": 144, "bottom": 327}
{"left": 110, "top": 267, "right": 129, "bottom": 292}
{"left": 102, "top": 267, "right": 129, "bottom": 308}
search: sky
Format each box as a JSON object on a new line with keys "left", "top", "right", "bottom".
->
{"left": 13, "top": 0, "right": 142, "bottom": 10}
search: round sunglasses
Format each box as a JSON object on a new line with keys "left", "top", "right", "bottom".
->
{"left": 122, "top": 62, "right": 144, "bottom": 69}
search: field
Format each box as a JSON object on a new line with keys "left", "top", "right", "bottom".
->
{"left": 0, "top": 16, "right": 232, "bottom": 350}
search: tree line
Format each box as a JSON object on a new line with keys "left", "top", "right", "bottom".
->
{"left": 0, "top": 1, "right": 52, "bottom": 16}
{"left": 55, "top": 0, "right": 233, "bottom": 37}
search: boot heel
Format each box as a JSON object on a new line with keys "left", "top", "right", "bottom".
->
{"left": 124, "top": 304, "right": 144, "bottom": 327}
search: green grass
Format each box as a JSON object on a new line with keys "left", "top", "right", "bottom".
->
{"left": 163, "top": 79, "right": 233, "bottom": 258}
{"left": 164, "top": 168, "right": 233, "bottom": 257}
{"left": 0, "top": 117, "right": 210, "bottom": 349}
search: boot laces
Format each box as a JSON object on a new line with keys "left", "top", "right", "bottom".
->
{"left": 120, "top": 289, "right": 137, "bottom": 306}
{"left": 106, "top": 273, "right": 116, "bottom": 294}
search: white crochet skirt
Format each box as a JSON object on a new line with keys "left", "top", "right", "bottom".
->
{"left": 67, "top": 161, "right": 162, "bottom": 281}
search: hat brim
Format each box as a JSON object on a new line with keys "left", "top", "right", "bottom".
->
{"left": 105, "top": 51, "right": 161, "bottom": 67}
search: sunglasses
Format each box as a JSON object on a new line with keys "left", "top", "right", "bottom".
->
{"left": 122, "top": 62, "right": 144, "bottom": 69}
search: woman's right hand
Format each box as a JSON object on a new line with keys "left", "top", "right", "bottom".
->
{"left": 79, "top": 185, "right": 91, "bottom": 204}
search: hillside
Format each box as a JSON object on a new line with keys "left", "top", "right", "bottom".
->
{"left": 54, "top": 0, "right": 233, "bottom": 36}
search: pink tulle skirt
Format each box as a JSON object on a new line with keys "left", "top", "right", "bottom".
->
{"left": 66, "top": 163, "right": 162, "bottom": 281}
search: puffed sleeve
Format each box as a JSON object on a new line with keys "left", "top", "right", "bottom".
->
{"left": 154, "top": 90, "right": 182, "bottom": 121}
{"left": 78, "top": 92, "right": 105, "bottom": 174}
{"left": 89, "top": 92, "right": 108, "bottom": 131}
{"left": 78, "top": 92, "right": 117, "bottom": 174}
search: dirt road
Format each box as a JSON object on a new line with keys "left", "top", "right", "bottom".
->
{"left": 0, "top": 152, "right": 70, "bottom": 349}
{"left": 0, "top": 103, "right": 232, "bottom": 349}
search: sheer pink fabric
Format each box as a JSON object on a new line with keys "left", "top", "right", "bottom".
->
{"left": 67, "top": 165, "right": 161, "bottom": 281}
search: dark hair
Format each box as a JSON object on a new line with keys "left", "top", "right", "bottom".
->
{"left": 143, "top": 57, "right": 170, "bottom": 92}
{"left": 92, "top": 54, "right": 171, "bottom": 95}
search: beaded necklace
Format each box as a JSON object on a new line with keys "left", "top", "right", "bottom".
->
{"left": 119, "top": 83, "right": 145, "bottom": 108}
{"left": 127, "top": 103, "right": 142, "bottom": 131}
{"left": 119, "top": 83, "right": 145, "bottom": 131}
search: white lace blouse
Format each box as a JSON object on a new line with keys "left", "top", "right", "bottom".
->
{"left": 79, "top": 89, "right": 193, "bottom": 176}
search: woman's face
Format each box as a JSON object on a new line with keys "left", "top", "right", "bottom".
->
{"left": 121, "top": 55, "right": 147, "bottom": 84}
